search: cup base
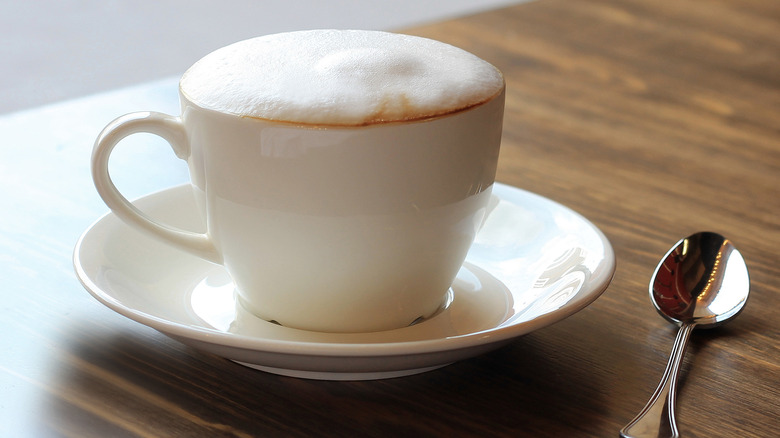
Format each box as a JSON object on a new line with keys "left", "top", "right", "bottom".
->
{"left": 237, "top": 288, "right": 455, "bottom": 334}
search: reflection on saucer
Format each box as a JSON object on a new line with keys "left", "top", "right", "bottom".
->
{"left": 504, "top": 247, "right": 589, "bottom": 326}
{"left": 189, "top": 270, "right": 234, "bottom": 332}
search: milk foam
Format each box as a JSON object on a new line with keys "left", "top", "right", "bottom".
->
{"left": 180, "top": 30, "right": 504, "bottom": 125}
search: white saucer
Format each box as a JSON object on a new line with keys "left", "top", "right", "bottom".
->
{"left": 74, "top": 183, "right": 615, "bottom": 380}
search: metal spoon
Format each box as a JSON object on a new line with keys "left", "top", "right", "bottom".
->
{"left": 620, "top": 232, "right": 750, "bottom": 438}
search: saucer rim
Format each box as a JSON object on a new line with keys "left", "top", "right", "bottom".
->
{"left": 74, "top": 182, "right": 615, "bottom": 358}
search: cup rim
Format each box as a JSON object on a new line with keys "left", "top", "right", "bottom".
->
{"left": 178, "top": 82, "right": 505, "bottom": 129}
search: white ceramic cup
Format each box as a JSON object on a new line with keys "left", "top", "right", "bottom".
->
{"left": 92, "top": 30, "right": 504, "bottom": 333}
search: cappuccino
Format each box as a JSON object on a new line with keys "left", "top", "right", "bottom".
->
{"left": 180, "top": 29, "right": 504, "bottom": 125}
{"left": 93, "top": 30, "right": 505, "bottom": 332}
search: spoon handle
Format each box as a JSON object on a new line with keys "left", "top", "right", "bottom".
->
{"left": 620, "top": 322, "right": 695, "bottom": 438}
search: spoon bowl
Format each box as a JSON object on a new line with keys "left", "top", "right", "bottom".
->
{"left": 621, "top": 231, "right": 750, "bottom": 438}
{"left": 650, "top": 231, "right": 749, "bottom": 327}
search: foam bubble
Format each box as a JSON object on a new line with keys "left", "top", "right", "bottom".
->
{"left": 180, "top": 30, "right": 504, "bottom": 125}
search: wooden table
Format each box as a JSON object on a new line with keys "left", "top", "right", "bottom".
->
{"left": 1, "top": 0, "right": 777, "bottom": 436}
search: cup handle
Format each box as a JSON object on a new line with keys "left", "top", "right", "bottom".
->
{"left": 91, "top": 111, "right": 221, "bottom": 264}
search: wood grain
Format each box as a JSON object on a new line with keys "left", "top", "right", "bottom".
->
{"left": 1, "top": 0, "right": 777, "bottom": 437}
